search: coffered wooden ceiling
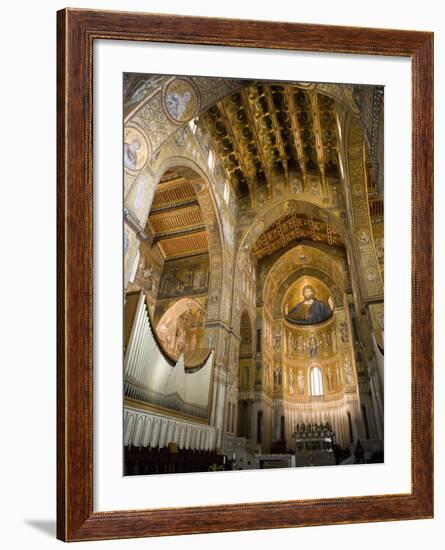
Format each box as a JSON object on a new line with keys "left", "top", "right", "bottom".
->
{"left": 146, "top": 170, "right": 208, "bottom": 261}
{"left": 201, "top": 84, "right": 340, "bottom": 202}
{"left": 146, "top": 84, "right": 380, "bottom": 262}
{"left": 252, "top": 213, "right": 344, "bottom": 262}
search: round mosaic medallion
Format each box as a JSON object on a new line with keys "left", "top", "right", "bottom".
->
{"left": 163, "top": 78, "right": 200, "bottom": 123}
{"left": 282, "top": 199, "right": 297, "bottom": 214}
{"left": 365, "top": 267, "right": 378, "bottom": 281}
{"left": 352, "top": 183, "right": 364, "bottom": 196}
{"left": 253, "top": 219, "right": 265, "bottom": 236}
{"left": 123, "top": 126, "right": 149, "bottom": 173}
{"left": 358, "top": 228, "right": 370, "bottom": 244}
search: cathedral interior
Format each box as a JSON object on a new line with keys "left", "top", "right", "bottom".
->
{"left": 123, "top": 75, "right": 384, "bottom": 475}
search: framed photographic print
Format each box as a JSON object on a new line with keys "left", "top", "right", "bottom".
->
{"left": 57, "top": 8, "right": 434, "bottom": 542}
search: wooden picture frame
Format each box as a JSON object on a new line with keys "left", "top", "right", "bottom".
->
{"left": 57, "top": 8, "right": 434, "bottom": 542}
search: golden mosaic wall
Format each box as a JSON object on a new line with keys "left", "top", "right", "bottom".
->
{"left": 122, "top": 74, "right": 384, "bottom": 451}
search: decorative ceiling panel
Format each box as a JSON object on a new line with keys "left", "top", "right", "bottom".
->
{"left": 148, "top": 169, "right": 208, "bottom": 260}
{"left": 200, "top": 84, "right": 341, "bottom": 204}
{"left": 158, "top": 231, "right": 209, "bottom": 260}
{"left": 149, "top": 204, "right": 204, "bottom": 234}
{"left": 151, "top": 176, "right": 198, "bottom": 211}
{"left": 252, "top": 213, "right": 344, "bottom": 261}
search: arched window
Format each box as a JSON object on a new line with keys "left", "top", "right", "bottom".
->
{"left": 207, "top": 148, "right": 214, "bottom": 170}
{"left": 310, "top": 367, "right": 323, "bottom": 396}
{"left": 224, "top": 181, "right": 230, "bottom": 203}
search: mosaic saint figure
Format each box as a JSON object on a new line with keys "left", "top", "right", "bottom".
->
{"left": 126, "top": 76, "right": 163, "bottom": 108}
{"left": 331, "top": 328, "right": 337, "bottom": 353}
{"left": 285, "top": 285, "right": 332, "bottom": 326}
{"left": 273, "top": 331, "right": 281, "bottom": 352}
{"left": 327, "top": 368, "right": 333, "bottom": 391}
{"left": 273, "top": 366, "right": 282, "bottom": 389}
{"left": 166, "top": 91, "right": 192, "bottom": 120}
{"left": 297, "top": 370, "right": 305, "bottom": 395}
{"left": 289, "top": 368, "right": 295, "bottom": 394}
{"left": 344, "top": 356, "right": 353, "bottom": 385}
{"left": 296, "top": 334, "right": 305, "bottom": 354}
{"left": 286, "top": 332, "right": 292, "bottom": 354}
{"left": 335, "top": 365, "right": 342, "bottom": 386}
{"left": 124, "top": 138, "right": 141, "bottom": 171}
{"left": 142, "top": 263, "right": 156, "bottom": 293}
{"left": 307, "top": 334, "right": 319, "bottom": 359}
{"left": 322, "top": 332, "right": 330, "bottom": 353}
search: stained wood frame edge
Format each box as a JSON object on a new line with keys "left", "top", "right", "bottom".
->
{"left": 56, "top": 8, "right": 434, "bottom": 542}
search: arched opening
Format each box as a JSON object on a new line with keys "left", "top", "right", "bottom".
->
{"left": 310, "top": 367, "right": 324, "bottom": 397}
{"left": 127, "top": 166, "right": 223, "bottom": 367}
{"left": 247, "top": 203, "right": 360, "bottom": 456}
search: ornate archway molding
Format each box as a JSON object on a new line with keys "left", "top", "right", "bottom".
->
{"left": 124, "top": 75, "right": 376, "bottom": 171}
{"left": 237, "top": 198, "right": 351, "bottom": 254}
{"left": 125, "top": 155, "right": 227, "bottom": 324}
{"left": 230, "top": 199, "right": 350, "bottom": 334}
{"left": 343, "top": 114, "right": 384, "bottom": 302}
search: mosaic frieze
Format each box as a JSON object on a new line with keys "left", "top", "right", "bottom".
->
{"left": 158, "top": 255, "right": 209, "bottom": 300}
